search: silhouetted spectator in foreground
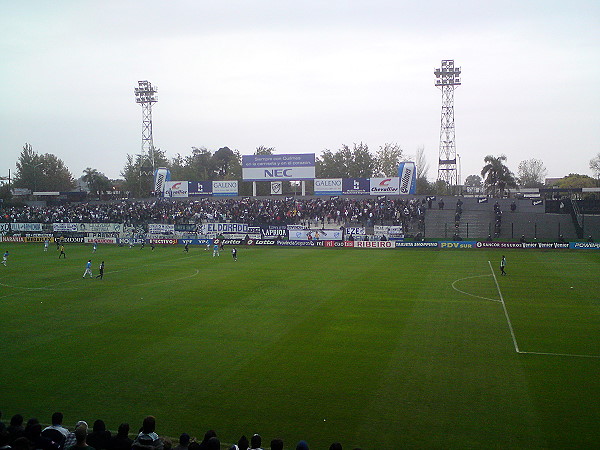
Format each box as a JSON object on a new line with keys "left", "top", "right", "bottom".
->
{"left": 236, "top": 435, "right": 249, "bottom": 450}
{"left": 109, "top": 424, "right": 132, "bottom": 450}
{"left": 132, "top": 417, "right": 162, "bottom": 450}
{"left": 87, "top": 420, "right": 111, "bottom": 450}
{"left": 249, "top": 434, "right": 262, "bottom": 450}
{"left": 7, "top": 415, "right": 24, "bottom": 444}
{"left": 66, "top": 426, "right": 94, "bottom": 450}
{"left": 270, "top": 439, "right": 283, "bottom": 450}
{"left": 29, "top": 423, "right": 61, "bottom": 450}
{"left": 171, "top": 434, "right": 189, "bottom": 450}
{"left": 65, "top": 422, "right": 88, "bottom": 450}
{"left": 42, "top": 412, "right": 69, "bottom": 449}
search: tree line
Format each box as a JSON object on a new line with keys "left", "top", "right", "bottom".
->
{"left": 3, "top": 143, "right": 600, "bottom": 200}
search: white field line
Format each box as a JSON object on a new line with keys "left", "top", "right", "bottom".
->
{"left": 487, "top": 260, "right": 600, "bottom": 359}
{"left": 451, "top": 274, "right": 501, "bottom": 303}
{"left": 488, "top": 260, "right": 520, "bottom": 353}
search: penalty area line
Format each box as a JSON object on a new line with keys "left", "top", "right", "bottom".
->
{"left": 488, "top": 261, "right": 600, "bottom": 360}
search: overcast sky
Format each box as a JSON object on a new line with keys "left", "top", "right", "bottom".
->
{"left": 1, "top": 0, "right": 599, "bottom": 184}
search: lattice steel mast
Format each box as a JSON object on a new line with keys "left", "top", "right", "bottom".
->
{"left": 134, "top": 80, "right": 158, "bottom": 171}
{"left": 434, "top": 60, "right": 461, "bottom": 186}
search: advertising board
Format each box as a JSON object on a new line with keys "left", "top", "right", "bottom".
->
{"left": 212, "top": 180, "right": 238, "bottom": 196}
{"left": 242, "top": 154, "right": 316, "bottom": 181}
{"left": 314, "top": 178, "right": 343, "bottom": 195}
{"left": 164, "top": 181, "right": 189, "bottom": 198}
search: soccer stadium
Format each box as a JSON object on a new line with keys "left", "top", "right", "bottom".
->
{"left": 1, "top": 193, "right": 599, "bottom": 449}
{"left": 2, "top": 3, "right": 600, "bottom": 447}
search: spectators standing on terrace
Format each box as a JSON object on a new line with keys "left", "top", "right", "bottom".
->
{"left": 0, "top": 197, "right": 424, "bottom": 231}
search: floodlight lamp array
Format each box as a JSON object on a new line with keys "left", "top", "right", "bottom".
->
{"left": 134, "top": 80, "right": 158, "bottom": 103}
{"left": 434, "top": 60, "right": 461, "bottom": 86}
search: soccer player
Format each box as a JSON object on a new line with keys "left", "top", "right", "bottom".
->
{"left": 231, "top": 248, "right": 237, "bottom": 261}
{"left": 500, "top": 255, "right": 507, "bottom": 276}
{"left": 93, "top": 242, "right": 97, "bottom": 253}
{"left": 96, "top": 261, "right": 105, "bottom": 279}
{"left": 2, "top": 250, "right": 8, "bottom": 266}
{"left": 83, "top": 260, "right": 93, "bottom": 278}
{"left": 213, "top": 243, "right": 220, "bottom": 257}
{"left": 184, "top": 243, "right": 189, "bottom": 253}
{"left": 59, "top": 244, "right": 66, "bottom": 259}
{"left": 44, "top": 239, "right": 49, "bottom": 252}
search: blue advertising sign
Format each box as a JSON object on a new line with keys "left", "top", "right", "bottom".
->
{"left": 342, "top": 178, "right": 370, "bottom": 195}
{"left": 188, "top": 181, "right": 213, "bottom": 196}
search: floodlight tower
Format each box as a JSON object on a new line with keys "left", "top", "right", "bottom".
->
{"left": 134, "top": 80, "right": 158, "bottom": 170}
{"left": 434, "top": 60, "right": 461, "bottom": 186}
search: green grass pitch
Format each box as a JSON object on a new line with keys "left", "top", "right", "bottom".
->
{"left": 1, "top": 243, "right": 599, "bottom": 449}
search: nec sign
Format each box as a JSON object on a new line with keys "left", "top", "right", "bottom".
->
{"left": 265, "top": 169, "right": 293, "bottom": 178}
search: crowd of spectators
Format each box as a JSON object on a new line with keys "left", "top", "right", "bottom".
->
{"left": 0, "top": 412, "right": 355, "bottom": 450}
{"left": 0, "top": 197, "right": 426, "bottom": 230}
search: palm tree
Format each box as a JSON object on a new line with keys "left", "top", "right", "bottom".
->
{"left": 481, "top": 155, "right": 516, "bottom": 197}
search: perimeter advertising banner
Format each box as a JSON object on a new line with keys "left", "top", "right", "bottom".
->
{"left": 53, "top": 223, "right": 78, "bottom": 232}
{"left": 198, "top": 223, "right": 249, "bottom": 234}
{"left": 370, "top": 177, "right": 400, "bottom": 195}
{"left": 77, "top": 223, "right": 123, "bottom": 233}
{"left": 314, "top": 178, "right": 343, "bottom": 195}
{"left": 148, "top": 224, "right": 175, "bottom": 234}
{"left": 398, "top": 162, "right": 417, "bottom": 194}
{"left": 164, "top": 181, "right": 189, "bottom": 198}
{"left": 342, "top": 178, "right": 370, "bottom": 195}
{"left": 212, "top": 180, "right": 238, "bottom": 196}
{"left": 189, "top": 181, "right": 213, "bottom": 196}
{"left": 287, "top": 229, "right": 343, "bottom": 241}
{"left": 10, "top": 223, "right": 43, "bottom": 232}
{"left": 242, "top": 154, "right": 316, "bottom": 181}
